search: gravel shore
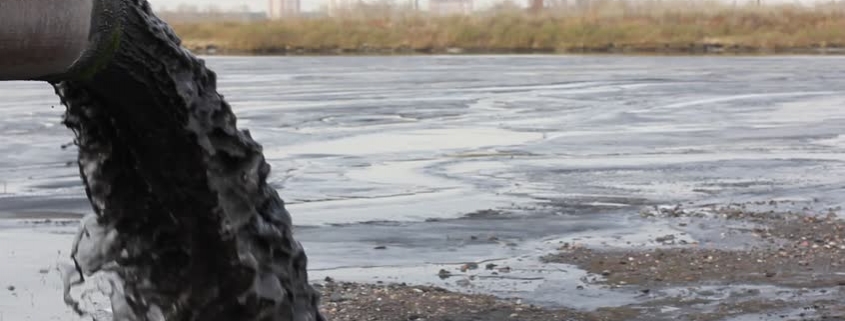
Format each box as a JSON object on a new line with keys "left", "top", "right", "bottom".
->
{"left": 317, "top": 201, "right": 845, "bottom": 321}
{"left": 317, "top": 280, "right": 610, "bottom": 321}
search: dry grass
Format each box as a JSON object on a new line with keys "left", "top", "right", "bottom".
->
{"left": 167, "top": 1, "right": 845, "bottom": 54}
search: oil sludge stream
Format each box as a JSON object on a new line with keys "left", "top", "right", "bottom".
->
{"left": 45, "top": 0, "right": 324, "bottom": 320}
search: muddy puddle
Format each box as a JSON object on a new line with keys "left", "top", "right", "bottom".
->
{"left": 4, "top": 55, "right": 845, "bottom": 319}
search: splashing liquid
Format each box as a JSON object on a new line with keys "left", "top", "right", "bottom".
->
{"left": 51, "top": 1, "right": 324, "bottom": 320}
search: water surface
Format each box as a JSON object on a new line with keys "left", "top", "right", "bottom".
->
{"left": 2, "top": 55, "right": 845, "bottom": 319}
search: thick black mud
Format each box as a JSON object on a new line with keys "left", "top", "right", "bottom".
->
{"left": 51, "top": 1, "right": 323, "bottom": 320}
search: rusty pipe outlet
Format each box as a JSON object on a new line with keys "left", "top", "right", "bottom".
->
{"left": 0, "top": 0, "right": 123, "bottom": 81}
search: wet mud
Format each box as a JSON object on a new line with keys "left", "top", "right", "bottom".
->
{"left": 316, "top": 281, "right": 595, "bottom": 321}
{"left": 541, "top": 201, "right": 845, "bottom": 320}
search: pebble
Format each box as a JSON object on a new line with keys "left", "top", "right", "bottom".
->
{"left": 329, "top": 293, "right": 353, "bottom": 302}
{"left": 438, "top": 269, "right": 452, "bottom": 279}
{"left": 656, "top": 235, "right": 676, "bottom": 243}
{"left": 6, "top": 285, "right": 14, "bottom": 291}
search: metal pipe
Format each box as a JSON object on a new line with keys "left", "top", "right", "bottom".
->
{"left": 0, "top": 0, "right": 121, "bottom": 81}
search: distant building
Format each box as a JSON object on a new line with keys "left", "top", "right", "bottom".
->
{"left": 529, "top": 0, "right": 544, "bottom": 12}
{"left": 268, "top": 0, "right": 301, "bottom": 19}
{"left": 158, "top": 10, "right": 267, "bottom": 23}
{"left": 327, "top": 0, "right": 351, "bottom": 16}
{"left": 429, "top": 0, "right": 473, "bottom": 16}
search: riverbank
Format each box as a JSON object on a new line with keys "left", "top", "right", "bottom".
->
{"left": 4, "top": 199, "right": 843, "bottom": 321}
{"left": 177, "top": 42, "right": 845, "bottom": 56}
{"left": 170, "top": 6, "right": 845, "bottom": 56}
{"left": 316, "top": 200, "right": 845, "bottom": 321}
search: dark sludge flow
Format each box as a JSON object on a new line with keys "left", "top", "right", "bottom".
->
{"left": 9, "top": 0, "right": 324, "bottom": 320}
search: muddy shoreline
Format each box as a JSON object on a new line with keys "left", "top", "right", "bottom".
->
{"left": 312, "top": 200, "right": 845, "bottom": 321}
{"left": 4, "top": 200, "right": 845, "bottom": 320}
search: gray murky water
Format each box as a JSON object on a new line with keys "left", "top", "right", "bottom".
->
{"left": 2, "top": 55, "right": 845, "bottom": 319}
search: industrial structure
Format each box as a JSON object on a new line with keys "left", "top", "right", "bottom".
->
{"left": 268, "top": 0, "right": 301, "bottom": 19}
{"left": 327, "top": 0, "right": 353, "bottom": 16}
{"left": 529, "top": 0, "right": 544, "bottom": 12}
{"left": 429, "top": 0, "right": 473, "bottom": 15}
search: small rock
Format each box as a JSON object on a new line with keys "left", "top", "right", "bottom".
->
{"left": 601, "top": 270, "right": 612, "bottom": 276}
{"left": 656, "top": 235, "right": 676, "bottom": 243}
{"left": 324, "top": 276, "right": 335, "bottom": 283}
{"left": 7, "top": 285, "right": 14, "bottom": 291}
{"left": 485, "top": 263, "right": 498, "bottom": 270}
{"left": 329, "top": 293, "right": 354, "bottom": 302}
{"left": 576, "top": 285, "right": 584, "bottom": 290}
{"left": 438, "top": 269, "right": 452, "bottom": 279}
{"left": 374, "top": 246, "right": 387, "bottom": 250}
{"left": 498, "top": 266, "right": 511, "bottom": 273}
{"left": 328, "top": 293, "right": 343, "bottom": 302}
{"left": 641, "top": 289, "right": 650, "bottom": 294}
{"left": 766, "top": 272, "right": 777, "bottom": 278}
{"left": 509, "top": 313, "right": 519, "bottom": 318}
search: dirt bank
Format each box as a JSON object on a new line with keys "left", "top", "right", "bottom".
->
{"left": 317, "top": 280, "right": 595, "bottom": 321}
{"left": 541, "top": 202, "right": 845, "bottom": 320}
{"left": 316, "top": 201, "right": 845, "bottom": 321}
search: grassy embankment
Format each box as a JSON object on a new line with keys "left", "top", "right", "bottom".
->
{"left": 169, "top": 1, "right": 845, "bottom": 55}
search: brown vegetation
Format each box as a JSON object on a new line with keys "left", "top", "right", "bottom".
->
{"left": 167, "top": 1, "right": 845, "bottom": 54}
